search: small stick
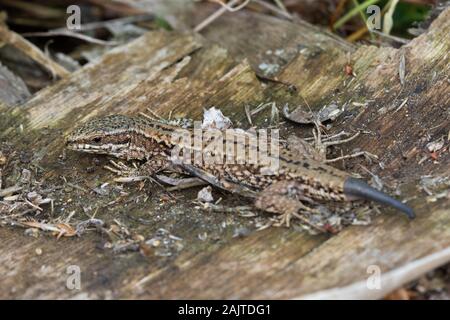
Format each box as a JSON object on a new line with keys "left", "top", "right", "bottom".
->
{"left": 323, "top": 131, "right": 360, "bottom": 147}
{"left": 209, "top": 0, "right": 251, "bottom": 12}
{"left": 166, "top": 179, "right": 208, "bottom": 191}
{"left": 253, "top": 0, "right": 292, "bottom": 19}
{"left": 23, "top": 198, "right": 43, "bottom": 212}
{"left": 195, "top": 0, "right": 248, "bottom": 32}
{"left": 244, "top": 105, "right": 253, "bottom": 126}
{"left": 0, "top": 185, "right": 22, "bottom": 198}
{"left": 369, "top": 29, "right": 409, "bottom": 44}
{"left": 325, "top": 151, "right": 378, "bottom": 163}
{"left": 140, "top": 108, "right": 165, "bottom": 121}
{"left": 23, "top": 31, "right": 118, "bottom": 46}
{"left": 52, "top": 14, "right": 154, "bottom": 33}
{"left": 65, "top": 182, "right": 89, "bottom": 193}
{"left": 0, "top": 24, "right": 69, "bottom": 78}
{"left": 199, "top": 202, "right": 254, "bottom": 214}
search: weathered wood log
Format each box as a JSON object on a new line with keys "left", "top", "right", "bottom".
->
{"left": 0, "top": 5, "right": 448, "bottom": 299}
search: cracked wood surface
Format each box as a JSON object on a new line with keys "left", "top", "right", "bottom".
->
{"left": 0, "top": 6, "right": 449, "bottom": 299}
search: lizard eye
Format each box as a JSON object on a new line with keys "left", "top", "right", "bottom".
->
{"left": 93, "top": 137, "right": 102, "bottom": 143}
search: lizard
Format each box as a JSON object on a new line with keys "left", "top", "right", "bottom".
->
{"left": 66, "top": 114, "right": 415, "bottom": 231}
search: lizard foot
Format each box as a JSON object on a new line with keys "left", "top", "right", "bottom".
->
{"left": 320, "top": 131, "right": 360, "bottom": 147}
{"left": 104, "top": 155, "right": 170, "bottom": 183}
{"left": 255, "top": 180, "right": 328, "bottom": 232}
{"left": 105, "top": 160, "right": 148, "bottom": 182}
{"left": 273, "top": 209, "right": 328, "bottom": 233}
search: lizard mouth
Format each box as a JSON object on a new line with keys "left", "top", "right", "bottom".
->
{"left": 67, "top": 143, "right": 109, "bottom": 154}
{"left": 66, "top": 142, "right": 128, "bottom": 156}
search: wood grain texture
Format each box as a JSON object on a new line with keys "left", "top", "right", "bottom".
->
{"left": 0, "top": 5, "right": 449, "bottom": 299}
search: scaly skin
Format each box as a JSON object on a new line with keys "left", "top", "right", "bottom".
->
{"left": 66, "top": 114, "right": 415, "bottom": 230}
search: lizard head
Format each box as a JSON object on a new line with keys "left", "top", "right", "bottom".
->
{"left": 66, "top": 114, "right": 134, "bottom": 159}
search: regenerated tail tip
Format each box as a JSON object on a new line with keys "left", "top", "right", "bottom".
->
{"left": 344, "top": 177, "right": 415, "bottom": 219}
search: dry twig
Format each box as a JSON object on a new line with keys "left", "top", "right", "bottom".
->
{"left": 0, "top": 23, "right": 69, "bottom": 78}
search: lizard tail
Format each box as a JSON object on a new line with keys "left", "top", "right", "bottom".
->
{"left": 343, "top": 177, "right": 415, "bottom": 219}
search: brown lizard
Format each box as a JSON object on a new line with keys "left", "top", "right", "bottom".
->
{"left": 66, "top": 114, "right": 415, "bottom": 230}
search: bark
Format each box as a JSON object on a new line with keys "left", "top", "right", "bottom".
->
{"left": 0, "top": 5, "right": 448, "bottom": 299}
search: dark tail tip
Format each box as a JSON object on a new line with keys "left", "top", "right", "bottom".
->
{"left": 344, "top": 177, "right": 415, "bottom": 219}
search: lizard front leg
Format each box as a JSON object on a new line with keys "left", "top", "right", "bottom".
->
{"left": 254, "top": 180, "right": 328, "bottom": 232}
{"left": 106, "top": 155, "right": 170, "bottom": 182}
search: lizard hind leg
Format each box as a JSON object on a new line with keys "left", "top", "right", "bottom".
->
{"left": 254, "top": 181, "right": 327, "bottom": 232}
